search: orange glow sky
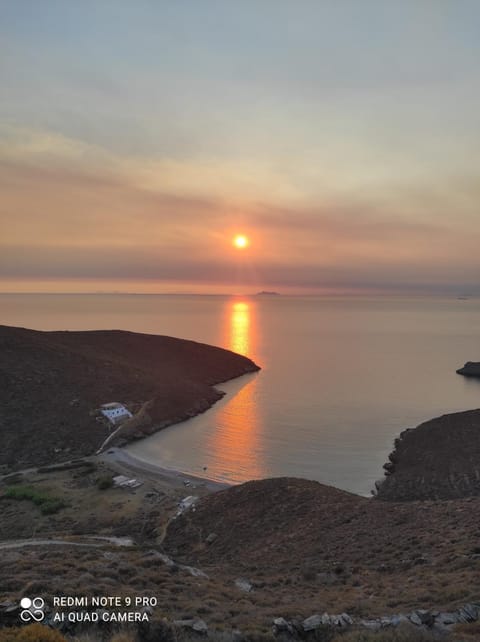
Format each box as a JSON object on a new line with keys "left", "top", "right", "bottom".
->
{"left": 1, "top": 3, "right": 480, "bottom": 295}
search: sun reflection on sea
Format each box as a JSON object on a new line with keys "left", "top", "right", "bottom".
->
{"left": 230, "top": 301, "right": 250, "bottom": 355}
{"left": 203, "top": 298, "right": 265, "bottom": 481}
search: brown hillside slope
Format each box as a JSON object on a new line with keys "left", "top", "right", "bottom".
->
{"left": 376, "top": 409, "right": 480, "bottom": 501}
{"left": 164, "top": 478, "right": 480, "bottom": 614}
{"left": 0, "top": 325, "right": 259, "bottom": 470}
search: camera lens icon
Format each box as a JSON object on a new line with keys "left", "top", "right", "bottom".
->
{"left": 20, "top": 597, "right": 45, "bottom": 622}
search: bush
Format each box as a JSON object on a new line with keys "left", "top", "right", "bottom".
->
{"left": 40, "top": 500, "right": 66, "bottom": 515}
{"left": 0, "top": 624, "right": 66, "bottom": 642}
{"left": 137, "top": 620, "right": 175, "bottom": 642}
{"left": 3, "top": 486, "right": 67, "bottom": 514}
{"left": 96, "top": 475, "right": 114, "bottom": 490}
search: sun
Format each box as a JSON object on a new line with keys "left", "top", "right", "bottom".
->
{"left": 233, "top": 234, "right": 249, "bottom": 249}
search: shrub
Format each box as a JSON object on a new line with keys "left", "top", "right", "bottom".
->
{"left": 3, "top": 486, "right": 66, "bottom": 513}
{"left": 40, "top": 500, "right": 66, "bottom": 515}
{"left": 0, "top": 624, "right": 67, "bottom": 642}
{"left": 96, "top": 475, "right": 114, "bottom": 490}
{"left": 137, "top": 619, "right": 175, "bottom": 642}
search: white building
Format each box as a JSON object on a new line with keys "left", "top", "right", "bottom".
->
{"left": 99, "top": 402, "right": 133, "bottom": 426}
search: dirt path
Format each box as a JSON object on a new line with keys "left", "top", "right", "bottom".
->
{"left": 0, "top": 535, "right": 135, "bottom": 550}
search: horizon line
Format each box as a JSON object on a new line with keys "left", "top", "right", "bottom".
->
{"left": 0, "top": 291, "right": 476, "bottom": 299}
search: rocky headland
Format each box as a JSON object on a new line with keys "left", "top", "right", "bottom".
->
{"left": 0, "top": 325, "right": 259, "bottom": 471}
{"left": 376, "top": 409, "right": 480, "bottom": 501}
{"left": 456, "top": 361, "right": 480, "bottom": 377}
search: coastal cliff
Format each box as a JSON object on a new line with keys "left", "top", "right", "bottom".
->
{"left": 376, "top": 409, "right": 480, "bottom": 501}
{"left": 0, "top": 325, "right": 260, "bottom": 470}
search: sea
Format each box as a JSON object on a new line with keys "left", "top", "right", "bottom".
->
{"left": 2, "top": 293, "right": 480, "bottom": 496}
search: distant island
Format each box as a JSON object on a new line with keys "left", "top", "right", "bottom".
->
{"left": 255, "top": 290, "right": 280, "bottom": 296}
{"left": 456, "top": 361, "right": 480, "bottom": 377}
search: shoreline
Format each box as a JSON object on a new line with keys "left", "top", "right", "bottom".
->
{"left": 98, "top": 446, "right": 231, "bottom": 494}
{"left": 114, "top": 372, "right": 258, "bottom": 489}
{"left": 99, "top": 371, "right": 261, "bottom": 454}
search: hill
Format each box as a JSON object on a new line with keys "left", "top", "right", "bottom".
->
{"left": 164, "top": 477, "right": 480, "bottom": 619}
{"left": 0, "top": 325, "right": 259, "bottom": 470}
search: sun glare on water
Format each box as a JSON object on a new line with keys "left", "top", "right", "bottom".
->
{"left": 233, "top": 234, "right": 249, "bottom": 249}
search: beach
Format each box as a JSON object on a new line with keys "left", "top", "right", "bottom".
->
{"left": 99, "top": 446, "right": 230, "bottom": 494}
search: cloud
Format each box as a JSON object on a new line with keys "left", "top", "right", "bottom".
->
{"left": 1, "top": 126, "right": 480, "bottom": 294}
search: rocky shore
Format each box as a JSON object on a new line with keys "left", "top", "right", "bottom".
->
{"left": 376, "top": 408, "right": 480, "bottom": 501}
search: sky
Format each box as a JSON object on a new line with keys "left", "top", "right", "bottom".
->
{"left": 1, "top": 0, "right": 480, "bottom": 295}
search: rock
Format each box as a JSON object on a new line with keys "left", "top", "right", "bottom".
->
{"left": 234, "top": 578, "right": 253, "bottom": 592}
{"left": 174, "top": 619, "right": 193, "bottom": 627}
{"left": 388, "top": 615, "right": 409, "bottom": 627}
{"left": 334, "top": 613, "right": 353, "bottom": 628}
{"left": 408, "top": 612, "right": 423, "bottom": 626}
{"left": 456, "top": 362, "right": 480, "bottom": 377}
{"left": 173, "top": 618, "right": 208, "bottom": 634}
{"left": 205, "top": 532, "right": 218, "bottom": 544}
{"left": 302, "top": 614, "right": 322, "bottom": 631}
{"left": 302, "top": 614, "right": 331, "bottom": 631}
{"left": 435, "top": 612, "right": 459, "bottom": 626}
{"left": 140, "top": 606, "right": 154, "bottom": 616}
{"left": 415, "top": 610, "right": 434, "bottom": 627}
{"left": 272, "top": 617, "right": 294, "bottom": 635}
{"left": 192, "top": 619, "right": 208, "bottom": 633}
{"left": 182, "top": 564, "right": 209, "bottom": 579}
{"left": 360, "top": 620, "right": 381, "bottom": 631}
{"left": 148, "top": 550, "right": 208, "bottom": 579}
{"left": 460, "top": 603, "right": 480, "bottom": 621}
{"left": 154, "top": 552, "right": 176, "bottom": 568}
{"left": 456, "top": 603, "right": 480, "bottom": 623}
{"left": 301, "top": 612, "right": 353, "bottom": 631}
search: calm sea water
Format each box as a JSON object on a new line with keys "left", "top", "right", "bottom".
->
{"left": 2, "top": 293, "right": 480, "bottom": 496}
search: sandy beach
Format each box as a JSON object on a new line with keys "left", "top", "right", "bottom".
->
{"left": 98, "top": 446, "right": 230, "bottom": 494}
